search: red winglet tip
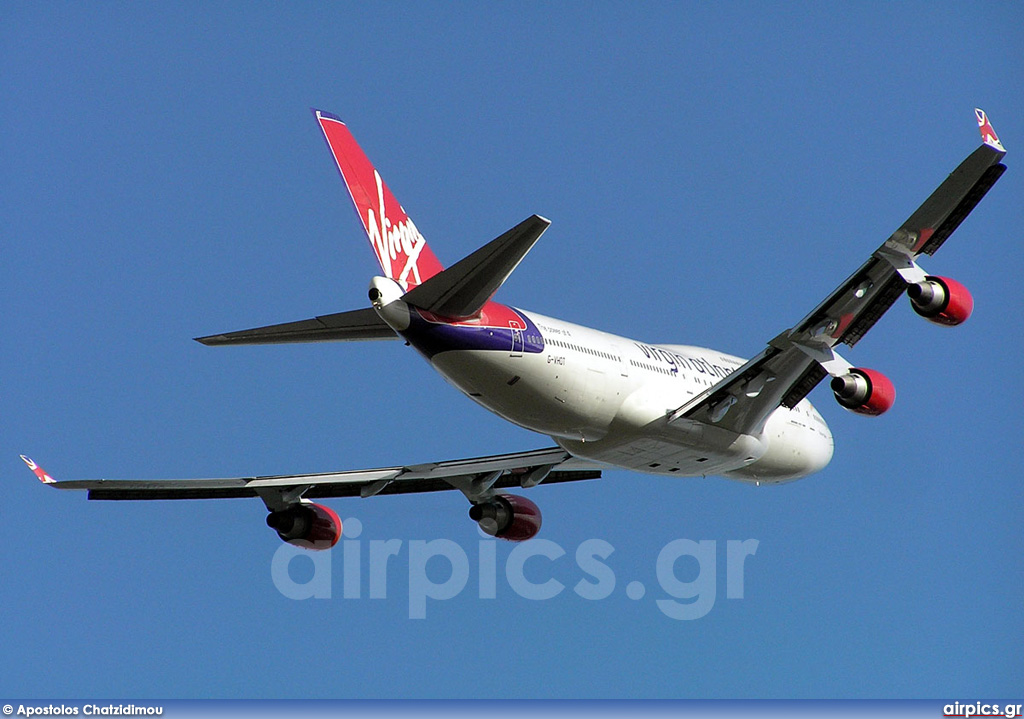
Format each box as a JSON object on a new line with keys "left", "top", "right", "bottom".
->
{"left": 20, "top": 455, "right": 56, "bottom": 484}
{"left": 975, "top": 108, "right": 1005, "bottom": 153}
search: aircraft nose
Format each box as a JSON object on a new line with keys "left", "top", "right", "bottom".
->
{"left": 804, "top": 421, "right": 835, "bottom": 476}
{"left": 738, "top": 406, "right": 835, "bottom": 482}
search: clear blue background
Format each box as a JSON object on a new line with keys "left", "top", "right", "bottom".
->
{"left": 2, "top": 2, "right": 1021, "bottom": 699}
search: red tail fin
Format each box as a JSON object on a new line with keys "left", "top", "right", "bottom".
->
{"left": 315, "top": 110, "right": 444, "bottom": 288}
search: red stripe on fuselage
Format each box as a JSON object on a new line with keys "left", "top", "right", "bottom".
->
{"left": 417, "top": 300, "right": 524, "bottom": 328}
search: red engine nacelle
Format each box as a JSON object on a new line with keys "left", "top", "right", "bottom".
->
{"left": 908, "top": 275, "right": 973, "bottom": 326}
{"left": 266, "top": 503, "right": 342, "bottom": 550}
{"left": 831, "top": 368, "right": 895, "bottom": 416}
{"left": 468, "top": 493, "right": 542, "bottom": 541}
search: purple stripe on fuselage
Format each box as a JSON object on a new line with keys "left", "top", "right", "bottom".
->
{"left": 401, "top": 308, "right": 545, "bottom": 358}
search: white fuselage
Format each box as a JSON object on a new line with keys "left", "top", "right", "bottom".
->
{"left": 424, "top": 308, "right": 834, "bottom": 484}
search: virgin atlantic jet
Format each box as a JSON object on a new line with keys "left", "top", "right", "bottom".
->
{"left": 21, "top": 109, "right": 1007, "bottom": 548}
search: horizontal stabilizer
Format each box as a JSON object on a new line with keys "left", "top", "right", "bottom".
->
{"left": 402, "top": 215, "right": 550, "bottom": 319}
{"left": 195, "top": 307, "right": 396, "bottom": 346}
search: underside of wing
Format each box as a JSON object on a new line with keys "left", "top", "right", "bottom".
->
{"left": 792, "top": 159, "right": 1006, "bottom": 351}
{"left": 21, "top": 449, "right": 600, "bottom": 546}
{"left": 33, "top": 447, "right": 601, "bottom": 503}
{"left": 671, "top": 110, "right": 1007, "bottom": 436}
{"left": 670, "top": 344, "right": 823, "bottom": 435}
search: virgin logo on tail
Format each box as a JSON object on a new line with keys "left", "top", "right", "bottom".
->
{"left": 367, "top": 169, "right": 429, "bottom": 288}
{"left": 316, "top": 111, "right": 444, "bottom": 289}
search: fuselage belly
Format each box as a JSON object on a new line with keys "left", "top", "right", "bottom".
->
{"left": 398, "top": 302, "right": 834, "bottom": 484}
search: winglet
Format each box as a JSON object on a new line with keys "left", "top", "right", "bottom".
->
{"left": 20, "top": 455, "right": 56, "bottom": 484}
{"left": 975, "top": 108, "right": 1005, "bottom": 153}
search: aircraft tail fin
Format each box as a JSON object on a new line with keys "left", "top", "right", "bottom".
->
{"left": 314, "top": 110, "right": 445, "bottom": 289}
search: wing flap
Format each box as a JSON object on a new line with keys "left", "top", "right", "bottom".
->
{"left": 780, "top": 362, "right": 829, "bottom": 410}
{"left": 836, "top": 270, "right": 907, "bottom": 347}
{"left": 300, "top": 469, "right": 601, "bottom": 500}
{"left": 918, "top": 162, "right": 1005, "bottom": 255}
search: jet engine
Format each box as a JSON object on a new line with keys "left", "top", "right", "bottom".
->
{"left": 831, "top": 368, "right": 895, "bottom": 416}
{"left": 468, "top": 493, "right": 542, "bottom": 541}
{"left": 908, "top": 276, "right": 973, "bottom": 326}
{"left": 266, "top": 503, "right": 342, "bottom": 550}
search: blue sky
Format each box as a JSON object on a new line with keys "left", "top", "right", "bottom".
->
{"left": 2, "top": 2, "right": 1021, "bottom": 700}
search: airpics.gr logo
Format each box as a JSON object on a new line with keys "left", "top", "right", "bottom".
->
{"left": 943, "top": 702, "right": 1022, "bottom": 718}
{"left": 270, "top": 518, "right": 760, "bottom": 620}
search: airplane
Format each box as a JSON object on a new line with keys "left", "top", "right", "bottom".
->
{"left": 21, "top": 109, "right": 1007, "bottom": 550}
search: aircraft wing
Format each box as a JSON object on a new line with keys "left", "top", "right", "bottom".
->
{"left": 195, "top": 307, "right": 397, "bottom": 346}
{"left": 20, "top": 448, "right": 600, "bottom": 509}
{"left": 669, "top": 109, "right": 1006, "bottom": 436}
